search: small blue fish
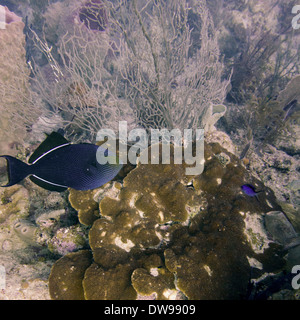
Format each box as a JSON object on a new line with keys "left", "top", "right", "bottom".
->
{"left": 241, "top": 184, "right": 263, "bottom": 200}
{"left": 0, "top": 132, "right": 122, "bottom": 192}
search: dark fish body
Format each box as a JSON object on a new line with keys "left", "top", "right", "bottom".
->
{"left": 1, "top": 132, "right": 122, "bottom": 192}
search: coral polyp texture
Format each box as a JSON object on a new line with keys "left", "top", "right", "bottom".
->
{"left": 49, "top": 143, "right": 285, "bottom": 300}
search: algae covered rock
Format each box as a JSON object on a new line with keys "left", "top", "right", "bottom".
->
{"left": 47, "top": 225, "right": 88, "bottom": 255}
{"left": 0, "top": 184, "right": 30, "bottom": 223}
{"left": 265, "top": 211, "right": 299, "bottom": 248}
{"left": 0, "top": 250, "right": 52, "bottom": 300}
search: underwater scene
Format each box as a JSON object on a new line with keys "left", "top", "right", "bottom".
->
{"left": 0, "top": 0, "right": 299, "bottom": 301}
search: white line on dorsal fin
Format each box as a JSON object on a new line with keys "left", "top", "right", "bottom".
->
{"left": 31, "top": 143, "right": 71, "bottom": 164}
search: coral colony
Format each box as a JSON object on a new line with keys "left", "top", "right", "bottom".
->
{"left": 49, "top": 142, "right": 287, "bottom": 300}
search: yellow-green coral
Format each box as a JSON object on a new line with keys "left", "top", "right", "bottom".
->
{"left": 83, "top": 263, "right": 136, "bottom": 300}
{"left": 131, "top": 254, "right": 177, "bottom": 300}
{"left": 68, "top": 188, "right": 100, "bottom": 226}
{"left": 49, "top": 250, "right": 92, "bottom": 300}
{"left": 89, "top": 144, "right": 201, "bottom": 269}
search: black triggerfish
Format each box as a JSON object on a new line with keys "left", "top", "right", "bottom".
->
{"left": 0, "top": 132, "right": 123, "bottom": 192}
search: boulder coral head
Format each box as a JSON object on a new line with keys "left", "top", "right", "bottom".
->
{"left": 49, "top": 143, "right": 287, "bottom": 300}
{"left": 78, "top": 0, "right": 108, "bottom": 31}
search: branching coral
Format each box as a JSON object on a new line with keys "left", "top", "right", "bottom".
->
{"left": 111, "top": 0, "right": 230, "bottom": 131}
{"left": 225, "top": 0, "right": 299, "bottom": 104}
{"left": 3, "top": 0, "right": 229, "bottom": 143}
{"left": 27, "top": 25, "right": 129, "bottom": 141}
{"left": 234, "top": 74, "right": 300, "bottom": 158}
{"left": 254, "top": 75, "right": 300, "bottom": 153}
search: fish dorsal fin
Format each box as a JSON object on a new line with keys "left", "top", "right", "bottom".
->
{"left": 28, "top": 132, "right": 70, "bottom": 164}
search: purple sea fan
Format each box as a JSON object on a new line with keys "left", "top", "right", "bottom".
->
{"left": 78, "top": 0, "right": 108, "bottom": 32}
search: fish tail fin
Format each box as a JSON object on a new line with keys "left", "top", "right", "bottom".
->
{"left": 1, "top": 156, "right": 30, "bottom": 187}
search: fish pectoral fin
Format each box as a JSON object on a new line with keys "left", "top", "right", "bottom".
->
{"left": 28, "top": 131, "right": 70, "bottom": 164}
{"left": 29, "top": 175, "right": 68, "bottom": 192}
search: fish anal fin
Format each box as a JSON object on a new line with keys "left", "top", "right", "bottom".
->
{"left": 29, "top": 175, "right": 67, "bottom": 192}
{"left": 28, "top": 131, "right": 69, "bottom": 164}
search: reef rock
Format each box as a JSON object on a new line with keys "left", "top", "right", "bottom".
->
{"left": 0, "top": 250, "right": 52, "bottom": 300}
